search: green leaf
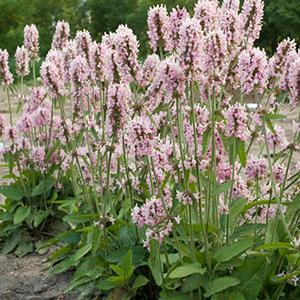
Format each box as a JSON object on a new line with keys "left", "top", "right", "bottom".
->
{"left": 211, "top": 181, "right": 232, "bottom": 197}
{"left": 34, "top": 210, "right": 49, "bottom": 227}
{"left": 132, "top": 275, "right": 149, "bottom": 290}
{"left": 1, "top": 232, "right": 21, "bottom": 254}
{"left": 71, "top": 243, "right": 92, "bottom": 263}
{"left": 256, "top": 242, "right": 293, "bottom": 251}
{"left": 169, "top": 263, "right": 206, "bottom": 279}
{"left": 215, "top": 239, "right": 253, "bottom": 263}
{"left": 238, "top": 140, "right": 246, "bottom": 167}
{"left": 229, "top": 198, "right": 247, "bottom": 231}
{"left": 122, "top": 249, "right": 134, "bottom": 278}
{"left": 229, "top": 291, "right": 246, "bottom": 300}
{"left": 204, "top": 277, "right": 240, "bottom": 298}
{"left": 264, "top": 113, "right": 286, "bottom": 120}
{"left": 13, "top": 206, "right": 31, "bottom": 224}
{"left": 0, "top": 183, "right": 24, "bottom": 200}
{"left": 232, "top": 256, "right": 267, "bottom": 300}
{"left": 31, "top": 178, "right": 55, "bottom": 197}
{"left": 148, "top": 240, "right": 163, "bottom": 286}
{"left": 63, "top": 214, "right": 96, "bottom": 224}
{"left": 15, "top": 242, "right": 33, "bottom": 257}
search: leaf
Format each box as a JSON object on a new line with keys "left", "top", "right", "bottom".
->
{"left": 229, "top": 291, "right": 246, "bottom": 300}
{"left": 211, "top": 181, "right": 232, "bottom": 197}
{"left": 1, "top": 232, "right": 21, "bottom": 254}
{"left": 169, "top": 263, "right": 206, "bottom": 279}
{"left": 13, "top": 206, "right": 31, "bottom": 224}
{"left": 204, "top": 276, "right": 240, "bottom": 297}
{"left": 215, "top": 239, "right": 253, "bottom": 263}
{"left": 0, "top": 183, "right": 24, "bottom": 201}
{"left": 256, "top": 242, "right": 293, "bottom": 251}
{"left": 63, "top": 214, "right": 97, "bottom": 224}
{"left": 34, "top": 210, "right": 49, "bottom": 227}
{"left": 15, "top": 242, "right": 33, "bottom": 257}
{"left": 122, "top": 249, "right": 134, "bottom": 278}
{"left": 71, "top": 243, "right": 92, "bottom": 263}
{"left": 232, "top": 256, "right": 267, "bottom": 300}
{"left": 229, "top": 198, "right": 247, "bottom": 231}
{"left": 148, "top": 240, "right": 163, "bottom": 286}
{"left": 31, "top": 178, "right": 55, "bottom": 197}
{"left": 264, "top": 113, "right": 286, "bottom": 120}
{"left": 238, "top": 140, "right": 246, "bottom": 167}
{"left": 132, "top": 275, "right": 149, "bottom": 290}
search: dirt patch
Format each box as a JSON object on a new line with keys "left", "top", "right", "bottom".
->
{"left": 0, "top": 253, "right": 76, "bottom": 300}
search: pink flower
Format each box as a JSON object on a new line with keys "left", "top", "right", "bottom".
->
{"left": 217, "top": 159, "right": 232, "bottom": 183}
{"left": 201, "top": 29, "right": 228, "bottom": 85}
{"left": 220, "top": 6, "right": 242, "bottom": 51}
{"left": 91, "top": 42, "right": 106, "bottom": 82}
{"left": 113, "top": 25, "right": 141, "bottom": 83}
{"left": 288, "top": 56, "right": 300, "bottom": 107}
{"left": 126, "top": 115, "right": 157, "bottom": 158}
{"left": 40, "top": 60, "right": 65, "bottom": 99}
{"left": 24, "top": 24, "right": 39, "bottom": 60}
{"left": 194, "top": 0, "right": 219, "bottom": 33}
{"left": 69, "top": 55, "right": 90, "bottom": 115}
{"left": 232, "top": 178, "right": 249, "bottom": 199}
{"left": 51, "top": 20, "right": 70, "bottom": 50}
{"left": 158, "top": 56, "right": 186, "bottom": 99}
{"left": 75, "top": 30, "right": 92, "bottom": 62}
{"left": 269, "top": 38, "right": 297, "bottom": 81}
{"left": 240, "top": 0, "right": 264, "bottom": 46}
{"left": 167, "top": 6, "right": 190, "bottom": 51}
{"left": 0, "top": 114, "right": 5, "bottom": 136}
{"left": 246, "top": 156, "right": 268, "bottom": 179}
{"left": 0, "top": 49, "right": 13, "bottom": 86}
{"left": 106, "top": 83, "right": 130, "bottom": 138}
{"left": 279, "top": 50, "right": 299, "bottom": 91}
{"left": 62, "top": 40, "right": 77, "bottom": 82}
{"left": 30, "top": 146, "right": 45, "bottom": 171}
{"left": 147, "top": 5, "right": 171, "bottom": 53}
{"left": 237, "top": 47, "right": 268, "bottom": 94}
{"left": 140, "top": 54, "right": 160, "bottom": 87}
{"left": 223, "top": 103, "right": 250, "bottom": 141}
{"left": 221, "top": 0, "right": 240, "bottom": 13}
{"left": 273, "top": 164, "right": 285, "bottom": 183}
{"left": 266, "top": 125, "right": 289, "bottom": 150}
{"left": 15, "top": 46, "right": 30, "bottom": 77}
{"left": 178, "top": 17, "right": 202, "bottom": 78}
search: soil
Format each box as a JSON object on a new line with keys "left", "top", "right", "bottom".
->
{"left": 0, "top": 253, "right": 76, "bottom": 300}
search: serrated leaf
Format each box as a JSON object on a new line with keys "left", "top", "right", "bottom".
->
{"left": 256, "top": 242, "right": 293, "bottom": 251}
{"left": 15, "top": 242, "right": 33, "bottom": 257}
{"left": 211, "top": 181, "right": 232, "bottom": 197}
{"left": 229, "top": 198, "right": 247, "bottom": 231}
{"left": 13, "top": 206, "right": 31, "bottom": 224}
{"left": 264, "top": 113, "right": 286, "bottom": 120}
{"left": 31, "top": 178, "right": 55, "bottom": 197}
{"left": 148, "top": 240, "right": 163, "bottom": 286}
{"left": 1, "top": 232, "right": 21, "bottom": 254}
{"left": 132, "top": 275, "right": 149, "bottom": 290}
{"left": 63, "top": 214, "right": 96, "bottom": 224}
{"left": 204, "top": 276, "right": 240, "bottom": 297}
{"left": 215, "top": 239, "right": 253, "bottom": 263}
{"left": 34, "top": 210, "right": 49, "bottom": 227}
{"left": 0, "top": 183, "right": 24, "bottom": 200}
{"left": 238, "top": 140, "right": 246, "bottom": 167}
{"left": 71, "top": 243, "right": 92, "bottom": 263}
{"left": 169, "top": 263, "right": 206, "bottom": 279}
